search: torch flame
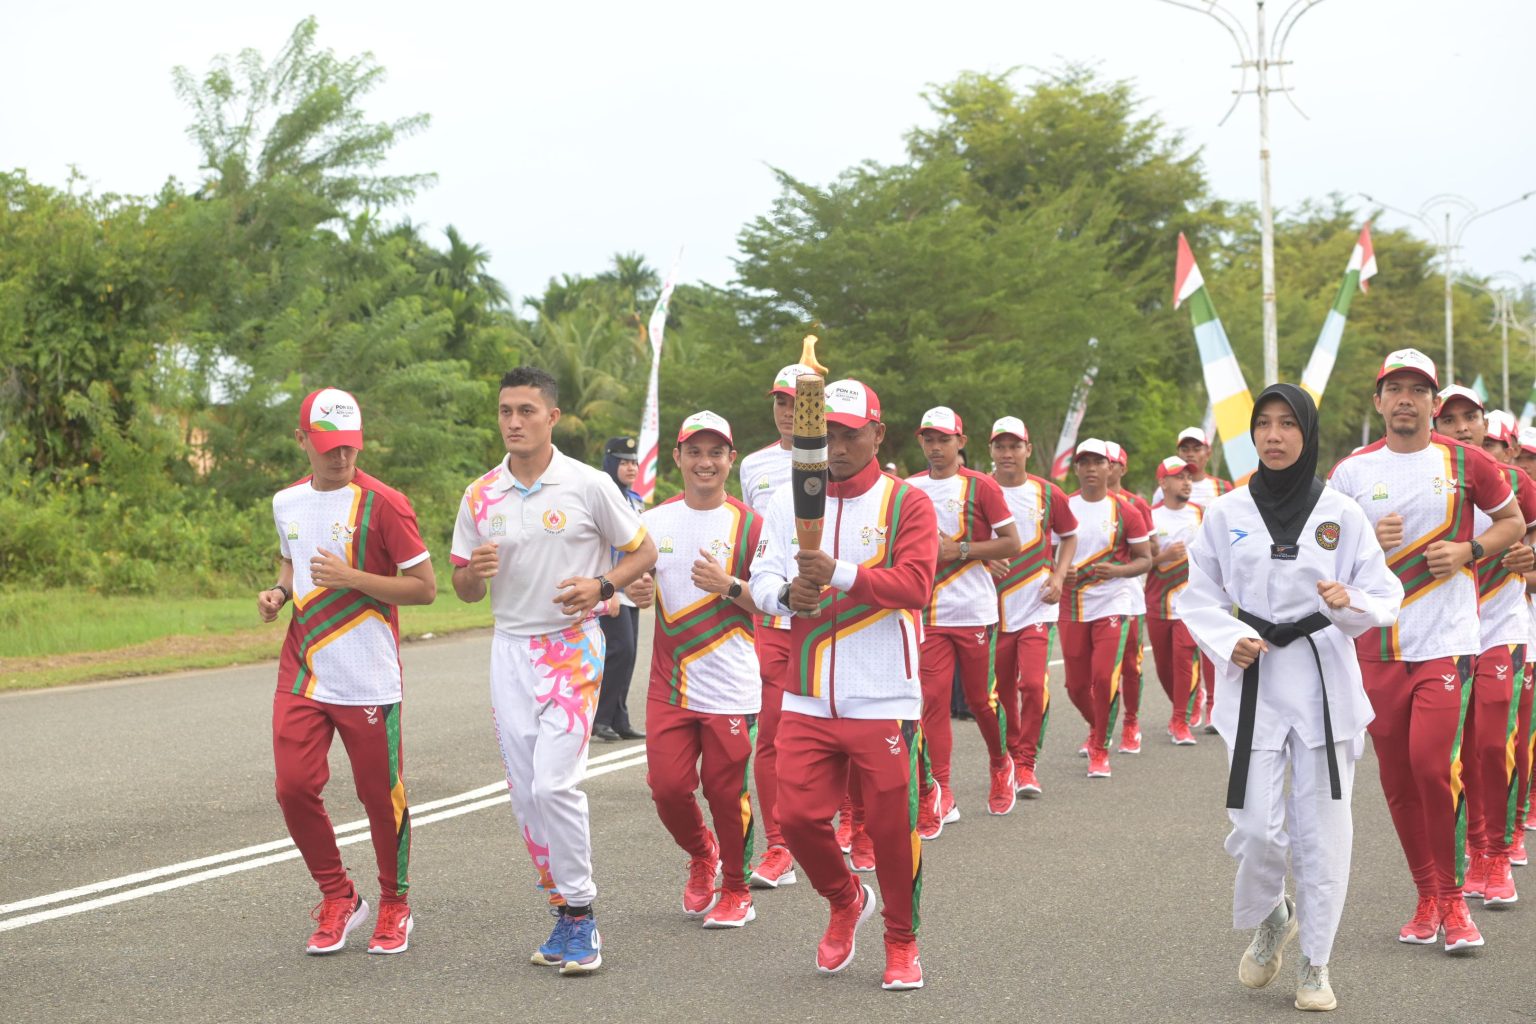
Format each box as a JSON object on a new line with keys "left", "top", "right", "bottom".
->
{"left": 799, "top": 334, "right": 829, "bottom": 376}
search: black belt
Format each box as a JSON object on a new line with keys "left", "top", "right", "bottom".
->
{"left": 1226, "top": 609, "right": 1338, "bottom": 810}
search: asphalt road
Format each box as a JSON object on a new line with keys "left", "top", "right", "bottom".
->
{"left": 3, "top": 621, "right": 1532, "bottom": 1024}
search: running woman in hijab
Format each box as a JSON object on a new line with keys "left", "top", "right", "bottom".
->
{"left": 1178, "top": 384, "right": 1403, "bottom": 1013}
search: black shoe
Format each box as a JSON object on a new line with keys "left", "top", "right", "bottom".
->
{"left": 593, "top": 724, "right": 620, "bottom": 742}
{"left": 616, "top": 727, "right": 646, "bottom": 740}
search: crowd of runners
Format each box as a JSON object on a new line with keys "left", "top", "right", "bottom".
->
{"left": 256, "top": 345, "right": 1536, "bottom": 1011}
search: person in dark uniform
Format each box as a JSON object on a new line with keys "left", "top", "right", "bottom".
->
{"left": 594, "top": 436, "right": 647, "bottom": 741}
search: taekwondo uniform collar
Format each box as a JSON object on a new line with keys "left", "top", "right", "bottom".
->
{"left": 827, "top": 458, "right": 885, "bottom": 499}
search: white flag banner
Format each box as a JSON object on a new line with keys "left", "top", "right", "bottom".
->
{"left": 636, "top": 249, "right": 682, "bottom": 504}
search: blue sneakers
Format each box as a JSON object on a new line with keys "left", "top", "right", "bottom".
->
{"left": 559, "top": 914, "right": 602, "bottom": 975}
{"left": 531, "top": 914, "right": 575, "bottom": 966}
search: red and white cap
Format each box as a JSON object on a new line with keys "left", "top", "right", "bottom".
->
{"left": 1176, "top": 426, "right": 1209, "bottom": 446}
{"left": 1075, "top": 438, "right": 1111, "bottom": 460}
{"left": 1377, "top": 348, "right": 1439, "bottom": 387}
{"left": 1484, "top": 409, "right": 1518, "bottom": 445}
{"left": 677, "top": 410, "right": 733, "bottom": 445}
{"left": 1104, "top": 440, "right": 1128, "bottom": 466}
{"left": 1520, "top": 425, "right": 1536, "bottom": 455}
{"left": 299, "top": 387, "right": 364, "bottom": 453}
{"left": 1435, "top": 383, "right": 1483, "bottom": 414}
{"left": 1157, "top": 455, "right": 1196, "bottom": 479}
{"left": 769, "top": 363, "right": 815, "bottom": 397}
{"left": 917, "top": 406, "right": 963, "bottom": 436}
{"left": 825, "top": 379, "right": 882, "bottom": 428}
{"left": 990, "top": 416, "right": 1029, "bottom": 442}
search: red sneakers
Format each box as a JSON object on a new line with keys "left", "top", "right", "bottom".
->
{"left": 1397, "top": 895, "right": 1441, "bottom": 944}
{"left": 835, "top": 806, "right": 854, "bottom": 853}
{"left": 881, "top": 937, "right": 923, "bottom": 990}
{"left": 940, "top": 787, "right": 960, "bottom": 824}
{"left": 849, "top": 825, "right": 877, "bottom": 873}
{"left": 1087, "top": 749, "right": 1112, "bottom": 779}
{"left": 306, "top": 891, "right": 370, "bottom": 954}
{"left": 1168, "top": 720, "right": 1197, "bottom": 746}
{"left": 749, "top": 845, "right": 797, "bottom": 889}
{"left": 1510, "top": 832, "right": 1529, "bottom": 866}
{"left": 1483, "top": 854, "right": 1518, "bottom": 906}
{"left": 1439, "top": 896, "right": 1484, "bottom": 951}
{"left": 987, "top": 761, "right": 1017, "bottom": 815}
{"left": 683, "top": 831, "right": 722, "bottom": 917}
{"left": 1189, "top": 699, "right": 1207, "bottom": 731}
{"left": 702, "top": 888, "right": 756, "bottom": 929}
{"left": 367, "top": 901, "right": 413, "bottom": 954}
{"left": 816, "top": 882, "right": 877, "bottom": 974}
{"left": 1015, "top": 765, "right": 1042, "bottom": 798}
{"left": 1462, "top": 851, "right": 1488, "bottom": 899}
{"left": 1117, "top": 720, "right": 1142, "bottom": 755}
{"left": 917, "top": 786, "right": 944, "bottom": 841}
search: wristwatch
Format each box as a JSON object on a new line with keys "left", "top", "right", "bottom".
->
{"left": 959, "top": 540, "right": 971, "bottom": 561}
{"left": 777, "top": 582, "right": 793, "bottom": 611}
{"left": 726, "top": 578, "right": 743, "bottom": 599}
{"left": 1469, "top": 539, "right": 1485, "bottom": 562}
{"left": 270, "top": 583, "right": 292, "bottom": 605}
{"left": 596, "top": 576, "right": 616, "bottom": 601}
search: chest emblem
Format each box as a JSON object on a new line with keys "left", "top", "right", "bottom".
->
{"left": 860, "top": 525, "right": 890, "bottom": 546}
{"left": 489, "top": 514, "right": 507, "bottom": 537}
{"left": 1314, "top": 521, "right": 1340, "bottom": 551}
{"left": 331, "top": 522, "right": 356, "bottom": 543}
{"left": 1230, "top": 528, "right": 1249, "bottom": 546}
{"left": 285, "top": 521, "right": 300, "bottom": 540}
{"left": 659, "top": 536, "right": 675, "bottom": 554}
{"left": 945, "top": 498, "right": 963, "bottom": 516}
{"left": 542, "top": 509, "right": 567, "bottom": 534}
{"left": 707, "top": 538, "right": 734, "bottom": 560}
{"left": 1432, "top": 476, "right": 1459, "bottom": 497}
{"left": 1371, "top": 483, "right": 1388, "bottom": 501}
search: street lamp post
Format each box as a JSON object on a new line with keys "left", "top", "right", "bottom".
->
{"left": 1357, "top": 191, "right": 1536, "bottom": 384}
{"left": 1460, "top": 272, "right": 1529, "bottom": 410}
{"left": 1159, "top": 0, "right": 1330, "bottom": 387}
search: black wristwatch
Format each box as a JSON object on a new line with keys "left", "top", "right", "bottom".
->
{"left": 270, "top": 583, "right": 291, "bottom": 605}
{"left": 777, "top": 582, "right": 793, "bottom": 610}
{"left": 597, "top": 576, "right": 616, "bottom": 601}
{"left": 1469, "top": 539, "right": 1485, "bottom": 562}
{"left": 726, "top": 578, "right": 743, "bottom": 600}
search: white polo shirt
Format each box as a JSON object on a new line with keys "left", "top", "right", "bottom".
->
{"left": 451, "top": 446, "right": 647, "bottom": 637}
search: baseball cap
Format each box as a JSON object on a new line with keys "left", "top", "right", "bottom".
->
{"left": 1075, "top": 438, "right": 1111, "bottom": 461}
{"left": 604, "top": 436, "right": 639, "bottom": 461}
{"left": 1104, "top": 440, "right": 1128, "bottom": 466}
{"left": 1484, "top": 409, "right": 1518, "bottom": 445}
{"left": 677, "top": 410, "right": 734, "bottom": 445}
{"left": 1157, "top": 455, "right": 1197, "bottom": 479}
{"left": 298, "top": 387, "right": 364, "bottom": 453}
{"left": 917, "top": 406, "right": 963, "bottom": 436}
{"left": 1377, "top": 348, "right": 1439, "bottom": 388}
{"left": 990, "top": 416, "right": 1029, "bottom": 442}
{"left": 1435, "top": 384, "right": 1483, "bottom": 415}
{"left": 1520, "top": 426, "right": 1536, "bottom": 455}
{"left": 825, "top": 380, "right": 882, "bottom": 428}
{"left": 1176, "top": 427, "right": 1209, "bottom": 446}
{"left": 769, "top": 363, "right": 815, "bottom": 397}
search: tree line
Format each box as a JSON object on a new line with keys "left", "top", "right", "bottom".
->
{"left": 1, "top": 18, "right": 1527, "bottom": 594}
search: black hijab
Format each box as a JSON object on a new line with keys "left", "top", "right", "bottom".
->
{"left": 1247, "top": 382, "right": 1324, "bottom": 547}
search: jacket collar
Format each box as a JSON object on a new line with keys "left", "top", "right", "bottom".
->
{"left": 827, "top": 458, "right": 884, "bottom": 499}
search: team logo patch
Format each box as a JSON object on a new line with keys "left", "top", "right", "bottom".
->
{"left": 708, "top": 538, "right": 733, "bottom": 559}
{"left": 859, "top": 524, "right": 890, "bottom": 546}
{"left": 542, "top": 509, "right": 567, "bottom": 534}
{"left": 1230, "top": 528, "right": 1249, "bottom": 545}
{"left": 886, "top": 734, "right": 903, "bottom": 756}
{"left": 660, "top": 536, "right": 675, "bottom": 554}
{"left": 1314, "top": 521, "right": 1340, "bottom": 550}
{"left": 1371, "top": 483, "right": 1388, "bottom": 501}
{"left": 490, "top": 513, "right": 507, "bottom": 537}
{"left": 729, "top": 717, "right": 742, "bottom": 736}
{"left": 1442, "top": 673, "right": 1457, "bottom": 691}
{"left": 285, "top": 521, "right": 300, "bottom": 540}
{"left": 364, "top": 706, "right": 379, "bottom": 725}
{"left": 330, "top": 522, "right": 356, "bottom": 543}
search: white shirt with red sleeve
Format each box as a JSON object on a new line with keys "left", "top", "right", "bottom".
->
{"left": 1328, "top": 434, "right": 1513, "bottom": 661}
{"left": 906, "top": 467, "right": 1015, "bottom": 627}
{"left": 273, "top": 470, "right": 429, "bottom": 705}
{"left": 1473, "top": 459, "right": 1536, "bottom": 649}
{"left": 996, "top": 476, "right": 1078, "bottom": 631}
{"left": 736, "top": 441, "right": 792, "bottom": 632}
{"left": 450, "top": 447, "right": 647, "bottom": 637}
{"left": 1061, "top": 492, "right": 1151, "bottom": 623}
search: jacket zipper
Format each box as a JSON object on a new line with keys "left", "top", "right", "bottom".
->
{"left": 828, "top": 496, "right": 843, "bottom": 719}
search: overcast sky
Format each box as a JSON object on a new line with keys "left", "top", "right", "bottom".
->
{"left": 6, "top": 0, "right": 1534, "bottom": 310}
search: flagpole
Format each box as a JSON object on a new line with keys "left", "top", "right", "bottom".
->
{"left": 1049, "top": 337, "right": 1100, "bottom": 481}
{"left": 635, "top": 248, "right": 683, "bottom": 505}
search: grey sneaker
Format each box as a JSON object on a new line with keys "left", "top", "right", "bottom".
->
{"left": 1294, "top": 956, "right": 1337, "bottom": 1012}
{"left": 1238, "top": 895, "right": 1298, "bottom": 989}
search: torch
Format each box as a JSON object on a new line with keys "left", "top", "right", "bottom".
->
{"left": 792, "top": 334, "right": 829, "bottom": 616}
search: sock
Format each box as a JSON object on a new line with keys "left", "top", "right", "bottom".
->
{"left": 1264, "top": 898, "right": 1289, "bottom": 927}
{"left": 563, "top": 903, "right": 592, "bottom": 918}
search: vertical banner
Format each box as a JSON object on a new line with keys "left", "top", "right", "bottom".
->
{"left": 1299, "top": 224, "right": 1376, "bottom": 407}
{"left": 1518, "top": 381, "right": 1536, "bottom": 428}
{"left": 1049, "top": 337, "right": 1100, "bottom": 480}
{"left": 1174, "top": 233, "right": 1258, "bottom": 480}
{"left": 636, "top": 249, "right": 682, "bottom": 505}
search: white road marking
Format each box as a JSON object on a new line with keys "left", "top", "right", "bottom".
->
{"left": 0, "top": 745, "right": 648, "bottom": 933}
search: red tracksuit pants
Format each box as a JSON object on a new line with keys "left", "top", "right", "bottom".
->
{"left": 1361, "top": 657, "right": 1473, "bottom": 899}
{"left": 646, "top": 699, "right": 757, "bottom": 890}
{"left": 754, "top": 626, "right": 792, "bottom": 848}
{"left": 776, "top": 712, "right": 923, "bottom": 943}
{"left": 1060, "top": 615, "right": 1135, "bottom": 752}
{"left": 1121, "top": 617, "right": 1144, "bottom": 723}
{"left": 919, "top": 626, "right": 1007, "bottom": 793}
{"left": 1147, "top": 615, "right": 1201, "bottom": 726}
{"left": 994, "top": 623, "right": 1052, "bottom": 769}
{"left": 1464, "top": 645, "right": 1526, "bottom": 855}
{"left": 272, "top": 690, "right": 410, "bottom": 903}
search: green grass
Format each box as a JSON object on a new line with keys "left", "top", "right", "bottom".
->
{"left": 0, "top": 574, "right": 493, "bottom": 690}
